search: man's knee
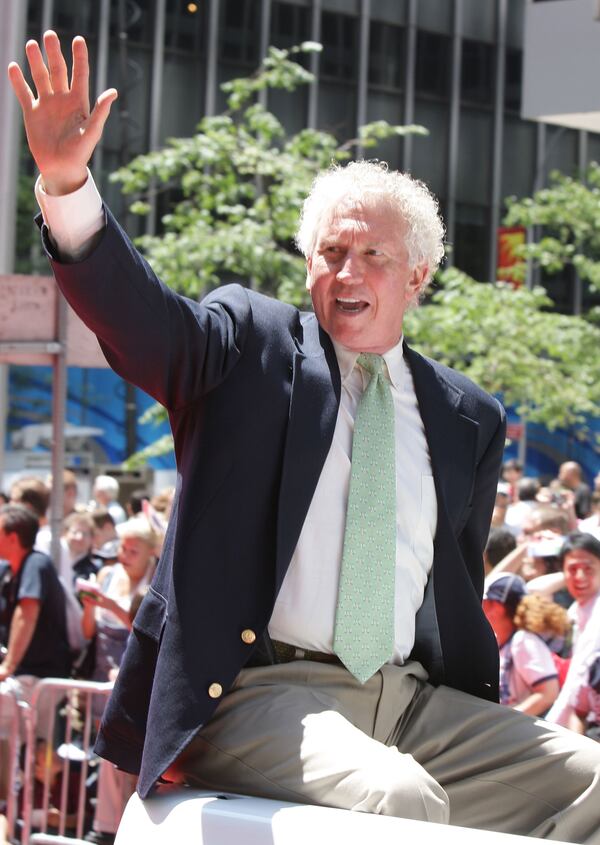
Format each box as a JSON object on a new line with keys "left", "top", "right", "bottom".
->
{"left": 349, "top": 747, "right": 449, "bottom": 824}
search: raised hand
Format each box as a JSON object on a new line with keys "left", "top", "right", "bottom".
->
{"left": 7, "top": 30, "right": 117, "bottom": 195}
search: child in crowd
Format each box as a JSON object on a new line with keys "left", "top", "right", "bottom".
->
{"left": 483, "top": 573, "right": 570, "bottom": 717}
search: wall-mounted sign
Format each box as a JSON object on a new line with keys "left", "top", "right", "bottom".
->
{"left": 0, "top": 274, "right": 108, "bottom": 367}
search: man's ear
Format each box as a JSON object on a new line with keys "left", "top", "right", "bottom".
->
{"left": 406, "top": 263, "right": 429, "bottom": 303}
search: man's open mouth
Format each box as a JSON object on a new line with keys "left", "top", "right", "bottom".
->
{"left": 335, "top": 297, "right": 369, "bottom": 313}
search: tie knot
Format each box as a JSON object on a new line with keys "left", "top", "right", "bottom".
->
{"left": 358, "top": 353, "right": 385, "bottom": 377}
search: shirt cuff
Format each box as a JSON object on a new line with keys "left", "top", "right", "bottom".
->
{"left": 35, "top": 169, "right": 105, "bottom": 262}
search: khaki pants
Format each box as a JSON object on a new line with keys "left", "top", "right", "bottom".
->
{"left": 175, "top": 661, "right": 600, "bottom": 843}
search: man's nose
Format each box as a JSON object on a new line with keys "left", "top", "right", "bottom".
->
{"left": 336, "top": 253, "right": 362, "bottom": 283}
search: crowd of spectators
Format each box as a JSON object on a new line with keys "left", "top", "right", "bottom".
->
{"left": 0, "top": 457, "right": 599, "bottom": 841}
{"left": 485, "top": 459, "right": 600, "bottom": 738}
{"left": 0, "top": 470, "right": 172, "bottom": 844}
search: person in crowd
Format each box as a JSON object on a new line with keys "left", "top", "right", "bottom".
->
{"left": 559, "top": 461, "right": 593, "bottom": 521}
{"left": 483, "top": 574, "right": 568, "bottom": 716}
{"left": 520, "top": 504, "right": 570, "bottom": 541}
{"left": 490, "top": 483, "right": 510, "bottom": 529}
{"left": 62, "top": 512, "right": 100, "bottom": 587}
{"left": 19, "top": 738, "right": 90, "bottom": 832}
{"left": 546, "top": 533, "right": 600, "bottom": 727}
{"left": 9, "top": 477, "right": 51, "bottom": 550}
{"left": 45, "top": 469, "right": 81, "bottom": 520}
{"left": 0, "top": 505, "right": 70, "bottom": 686}
{"left": 90, "top": 477, "right": 126, "bottom": 526}
{"left": 78, "top": 518, "right": 158, "bottom": 845}
{"left": 579, "top": 492, "right": 600, "bottom": 540}
{"left": 80, "top": 518, "right": 158, "bottom": 697}
{"left": 487, "top": 503, "right": 568, "bottom": 597}
{"left": 483, "top": 527, "right": 516, "bottom": 577}
{"left": 90, "top": 509, "right": 119, "bottom": 559}
{"left": 8, "top": 31, "right": 600, "bottom": 842}
{"left": 125, "top": 490, "right": 148, "bottom": 520}
{"left": 501, "top": 458, "right": 523, "bottom": 504}
{"left": 0, "top": 504, "right": 71, "bottom": 800}
{"left": 570, "top": 652, "right": 600, "bottom": 741}
{"left": 504, "top": 477, "right": 540, "bottom": 537}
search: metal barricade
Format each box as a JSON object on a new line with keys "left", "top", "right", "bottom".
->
{"left": 18, "top": 677, "right": 114, "bottom": 845}
{"left": 0, "top": 683, "right": 22, "bottom": 843}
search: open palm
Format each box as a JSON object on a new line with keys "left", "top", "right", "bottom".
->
{"left": 7, "top": 30, "right": 117, "bottom": 195}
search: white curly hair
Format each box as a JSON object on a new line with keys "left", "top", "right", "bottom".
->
{"left": 295, "top": 160, "right": 445, "bottom": 287}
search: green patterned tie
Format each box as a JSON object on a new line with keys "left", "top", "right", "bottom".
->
{"left": 333, "top": 353, "right": 396, "bottom": 684}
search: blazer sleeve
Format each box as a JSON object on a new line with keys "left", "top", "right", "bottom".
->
{"left": 40, "top": 206, "right": 251, "bottom": 412}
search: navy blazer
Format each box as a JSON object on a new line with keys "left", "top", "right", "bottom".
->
{"left": 43, "top": 209, "right": 505, "bottom": 799}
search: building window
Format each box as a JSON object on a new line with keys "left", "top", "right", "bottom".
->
{"left": 109, "top": 0, "right": 155, "bottom": 47}
{"left": 165, "top": 1, "right": 207, "bottom": 53}
{"left": 454, "top": 204, "right": 488, "bottom": 281}
{"left": 369, "top": 21, "right": 405, "bottom": 89}
{"left": 415, "top": 31, "right": 451, "bottom": 98}
{"left": 271, "top": 1, "right": 310, "bottom": 50}
{"left": 504, "top": 48, "right": 522, "bottom": 112}
{"left": 220, "top": 0, "right": 260, "bottom": 65}
{"left": 320, "top": 11, "right": 358, "bottom": 81}
{"left": 461, "top": 39, "right": 494, "bottom": 106}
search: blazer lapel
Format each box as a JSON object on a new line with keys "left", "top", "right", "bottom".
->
{"left": 275, "top": 316, "right": 341, "bottom": 595}
{"left": 405, "top": 345, "right": 479, "bottom": 530}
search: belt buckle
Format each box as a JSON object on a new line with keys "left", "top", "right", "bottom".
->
{"left": 293, "top": 646, "right": 307, "bottom": 660}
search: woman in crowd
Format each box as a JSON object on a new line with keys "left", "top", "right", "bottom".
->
{"left": 79, "top": 518, "right": 158, "bottom": 845}
{"left": 80, "top": 517, "right": 157, "bottom": 708}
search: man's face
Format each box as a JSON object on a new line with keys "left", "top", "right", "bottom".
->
{"left": 482, "top": 599, "right": 512, "bottom": 642}
{"left": 65, "top": 520, "right": 93, "bottom": 557}
{"left": 0, "top": 517, "right": 19, "bottom": 568}
{"left": 0, "top": 518, "right": 11, "bottom": 560}
{"left": 563, "top": 549, "right": 600, "bottom": 605}
{"left": 558, "top": 465, "right": 577, "bottom": 489}
{"left": 306, "top": 203, "right": 427, "bottom": 354}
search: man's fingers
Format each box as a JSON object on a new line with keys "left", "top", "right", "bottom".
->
{"left": 25, "top": 39, "right": 52, "bottom": 97}
{"left": 86, "top": 89, "right": 118, "bottom": 146}
{"left": 71, "top": 36, "right": 90, "bottom": 111}
{"left": 44, "top": 30, "right": 69, "bottom": 93}
{"left": 7, "top": 62, "right": 34, "bottom": 111}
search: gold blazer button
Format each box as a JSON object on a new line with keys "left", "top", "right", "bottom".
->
{"left": 241, "top": 629, "right": 256, "bottom": 644}
{"left": 208, "top": 683, "right": 223, "bottom": 699}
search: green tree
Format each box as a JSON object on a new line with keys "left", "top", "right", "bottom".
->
{"left": 405, "top": 268, "right": 600, "bottom": 435}
{"left": 503, "top": 163, "right": 600, "bottom": 318}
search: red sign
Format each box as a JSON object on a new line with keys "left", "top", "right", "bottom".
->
{"left": 497, "top": 226, "right": 526, "bottom": 287}
{"left": 506, "top": 422, "right": 524, "bottom": 440}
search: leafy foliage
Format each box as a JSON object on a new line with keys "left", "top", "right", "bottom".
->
{"left": 405, "top": 268, "right": 600, "bottom": 432}
{"left": 504, "top": 164, "right": 600, "bottom": 314}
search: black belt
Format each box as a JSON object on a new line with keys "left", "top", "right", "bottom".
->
{"left": 271, "top": 639, "right": 341, "bottom": 666}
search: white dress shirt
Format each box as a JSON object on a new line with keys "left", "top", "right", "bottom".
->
{"left": 546, "top": 591, "right": 600, "bottom": 726}
{"left": 269, "top": 343, "right": 437, "bottom": 664}
{"left": 36, "top": 174, "right": 438, "bottom": 667}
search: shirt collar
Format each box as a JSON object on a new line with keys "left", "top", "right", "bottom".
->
{"left": 332, "top": 336, "right": 405, "bottom": 390}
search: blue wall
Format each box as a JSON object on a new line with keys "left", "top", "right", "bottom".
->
{"left": 8, "top": 365, "right": 174, "bottom": 468}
